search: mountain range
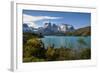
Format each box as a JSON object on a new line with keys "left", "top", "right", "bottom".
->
{"left": 23, "top": 23, "right": 91, "bottom": 36}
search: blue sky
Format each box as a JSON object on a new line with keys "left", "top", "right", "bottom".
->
{"left": 23, "top": 10, "right": 91, "bottom": 29}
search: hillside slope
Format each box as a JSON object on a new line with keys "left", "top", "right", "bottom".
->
{"left": 67, "top": 26, "right": 91, "bottom": 36}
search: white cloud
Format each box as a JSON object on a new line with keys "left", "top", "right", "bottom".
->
{"left": 23, "top": 14, "right": 63, "bottom": 28}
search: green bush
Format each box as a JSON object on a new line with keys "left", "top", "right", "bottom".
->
{"left": 79, "top": 48, "right": 91, "bottom": 59}
{"left": 26, "top": 38, "right": 42, "bottom": 48}
{"left": 45, "top": 47, "right": 55, "bottom": 61}
{"left": 23, "top": 37, "right": 46, "bottom": 59}
{"left": 57, "top": 48, "right": 76, "bottom": 60}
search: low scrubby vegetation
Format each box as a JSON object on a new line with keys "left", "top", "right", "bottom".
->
{"left": 23, "top": 32, "right": 91, "bottom": 62}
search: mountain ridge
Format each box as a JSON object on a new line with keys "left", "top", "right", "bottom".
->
{"left": 23, "top": 23, "right": 91, "bottom": 36}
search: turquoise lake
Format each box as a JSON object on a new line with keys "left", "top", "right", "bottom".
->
{"left": 41, "top": 36, "right": 91, "bottom": 49}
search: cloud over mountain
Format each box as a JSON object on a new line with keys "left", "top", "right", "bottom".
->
{"left": 23, "top": 14, "right": 63, "bottom": 28}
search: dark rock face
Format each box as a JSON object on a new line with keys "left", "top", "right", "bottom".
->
{"left": 36, "top": 22, "right": 75, "bottom": 35}
{"left": 23, "top": 24, "right": 30, "bottom": 32}
{"left": 23, "top": 23, "right": 28, "bottom": 28}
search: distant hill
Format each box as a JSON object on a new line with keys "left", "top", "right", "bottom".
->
{"left": 67, "top": 26, "right": 91, "bottom": 36}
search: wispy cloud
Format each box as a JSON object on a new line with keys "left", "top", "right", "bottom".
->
{"left": 23, "top": 14, "right": 63, "bottom": 28}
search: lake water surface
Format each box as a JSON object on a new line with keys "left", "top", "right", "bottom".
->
{"left": 41, "top": 36, "right": 91, "bottom": 49}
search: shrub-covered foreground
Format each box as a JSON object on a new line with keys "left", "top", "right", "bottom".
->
{"left": 23, "top": 33, "right": 91, "bottom": 62}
